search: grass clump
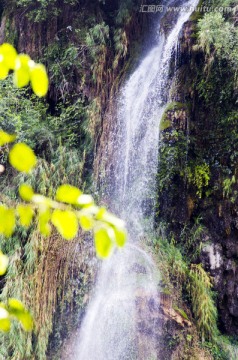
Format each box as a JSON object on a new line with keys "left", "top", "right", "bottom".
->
{"left": 154, "top": 236, "right": 219, "bottom": 345}
{"left": 188, "top": 264, "right": 218, "bottom": 342}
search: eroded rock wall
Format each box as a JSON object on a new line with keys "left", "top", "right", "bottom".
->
{"left": 157, "top": 14, "right": 238, "bottom": 337}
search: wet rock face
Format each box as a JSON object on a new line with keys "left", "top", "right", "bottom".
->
{"left": 198, "top": 201, "right": 238, "bottom": 334}
{"left": 61, "top": 290, "right": 209, "bottom": 360}
{"left": 157, "top": 17, "right": 238, "bottom": 336}
{"left": 135, "top": 293, "right": 211, "bottom": 360}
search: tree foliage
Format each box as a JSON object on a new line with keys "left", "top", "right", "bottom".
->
{"left": 196, "top": 12, "right": 238, "bottom": 68}
{"left": 0, "top": 43, "right": 127, "bottom": 333}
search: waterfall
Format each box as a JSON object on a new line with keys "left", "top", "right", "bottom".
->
{"left": 76, "top": 1, "right": 198, "bottom": 359}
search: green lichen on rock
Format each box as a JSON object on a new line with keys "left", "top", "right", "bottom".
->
{"left": 160, "top": 102, "right": 188, "bottom": 131}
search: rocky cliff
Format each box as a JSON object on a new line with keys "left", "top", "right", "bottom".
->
{"left": 157, "top": 3, "right": 238, "bottom": 347}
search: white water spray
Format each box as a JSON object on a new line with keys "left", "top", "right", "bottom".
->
{"left": 76, "top": 1, "right": 198, "bottom": 359}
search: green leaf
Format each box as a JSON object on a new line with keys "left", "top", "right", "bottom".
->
{"left": 0, "top": 251, "right": 9, "bottom": 275}
{"left": 51, "top": 210, "right": 78, "bottom": 240}
{"left": 19, "top": 184, "right": 34, "bottom": 201}
{"left": 17, "top": 205, "right": 34, "bottom": 227}
{"left": 30, "top": 64, "right": 49, "bottom": 97}
{"left": 94, "top": 226, "right": 113, "bottom": 258}
{"left": 0, "top": 130, "right": 16, "bottom": 146}
{"left": 55, "top": 184, "right": 82, "bottom": 205}
{"left": 14, "top": 54, "right": 31, "bottom": 88}
{"left": 9, "top": 143, "right": 37, "bottom": 172}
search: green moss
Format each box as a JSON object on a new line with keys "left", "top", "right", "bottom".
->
{"left": 160, "top": 102, "right": 187, "bottom": 131}
{"left": 160, "top": 118, "right": 171, "bottom": 131}
{"left": 165, "top": 101, "right": 186, "bottom": 112}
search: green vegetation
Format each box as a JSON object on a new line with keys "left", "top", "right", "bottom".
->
{"left": 189, "top": 264, "right": 218, "bottom": 342}
{"left": 187, "top": 163, "right": 210, "bottom": 198}
{"left": 154, "top": 235, "right": 238, "bottom": 359}
{"left": 196, "top": 10, "right": 238, "bottom": 69}
{"left": 0, "top": 41, "right": 127, "bottom": 360}
{"left": 156, "top": 3, "right": 238, "bottom": 359}
{"left": 0, "top": 43, "right": 50, "bottom": 335}
{"left": 154, "top": 237, "right": 219, "bottom": 343}
{"left": 0, "top": 0, "right": 145, "bottom": 354}
{"left": 7, "top": 0, "right": 78, "bottom": 22}
{"left": 0, "top": 43, "right": 127, "bottom": 259}
{"left": 1, "top": 0, "right": 238, "bottom": 358}
{"left": 223, "top": 175, "right": 236, "bottom": 199}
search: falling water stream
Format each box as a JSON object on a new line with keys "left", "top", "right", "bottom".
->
{"left": 76, "top": 1, "right": 199, "bottom": 359}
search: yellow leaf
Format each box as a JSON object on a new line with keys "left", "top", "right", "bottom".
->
{"left": 8, "top": 299, "right": 24, "bottom": 311}
{"left": 39, "top": 222, "right": 51, "bottom": 237}
{"left": 8, "top": 299, "right": 33, "bottom": 331}
{"left": 17, "top": 205, "right": 34, "bottom": 227}
{"left": 114, "top": 227, "right": 127, "bottom": 248}
{"left": 0, "top": 130, "right": 16, "bottom": 146}
{"left": 0, "top": 252, "right": 9, "bottom": 275}
{"left": 95, "top": 207, "right": 106, "bottom": 220}
{"left": 94, "top": 226, "right": 113, "bottom": 258}
{"left": 56, "top": 184, "right": 82, "bottom": 205}
{"left": 9, "top": 143, "right": 37, "bottom": 172}
{"left": 51, "top": 210, "right": 78, "bottom": 240}
{"left": 4, "top": 208, "right": 15, "bottom": 237}
{"left": 19, "top": 184, "right": 34, "bottom": 201}
{"left": 30, "top": 64, "right": 49, "bottom": 97}
{"left": 14, "top": 54, "right": 31, "bottom": 88}
{"left": 0, "top": 307, "right": 10, "bottom": 332}
{"left": 0, "top": 206, "right": 15, "bottom": 237}
{"left": 39, "top": 208, "right": 51, "bottom": 236}
{"left": 0, "top": 63, "right": 8, "bottom": 80}
{"left": 78, "top": 213, "right": 94, "bottom": 231}
{"left": 0, "top": 205, "right": 6, "bottom": 234}
{"left": 0, "top": 43, "right": 17, "bottom": 70}
{"left": 17, "top": 311, "right": 33, "bottom": 331}
{"left": 0, "top": 318, "right": 11, "bottom": 332}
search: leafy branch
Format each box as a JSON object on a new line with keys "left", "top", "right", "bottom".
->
{"left": 0, "top": 42, "right": 127, "bottom": 332}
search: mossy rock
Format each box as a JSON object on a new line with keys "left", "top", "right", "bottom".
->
{"left": 160, "top": 102, "right": 187, "bottom": 131}
{"left": 160, "top": 118, "right": 172, "bottom": 131}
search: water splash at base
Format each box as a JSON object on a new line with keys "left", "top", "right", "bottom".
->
{"left": 76, "top": 1, "right": 199, "bottom": 359}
